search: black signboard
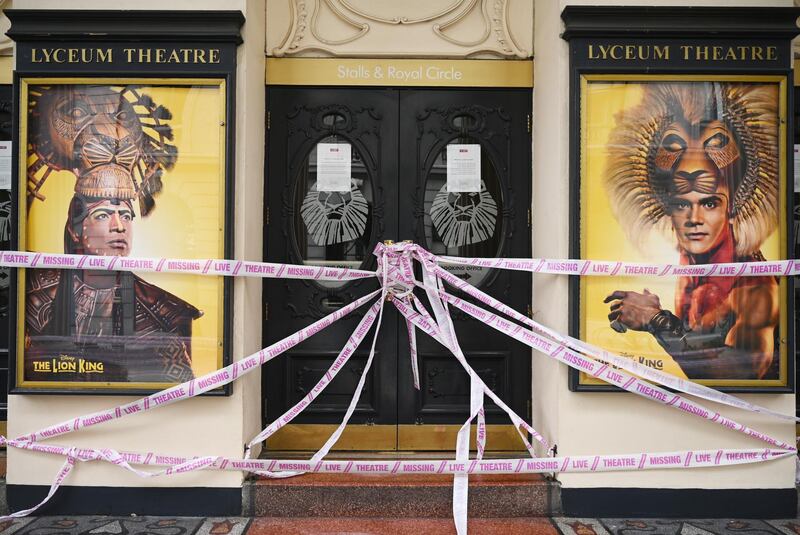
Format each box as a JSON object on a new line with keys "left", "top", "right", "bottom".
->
{"left": 6, "top": 10, "right": 243, "bottom": 394}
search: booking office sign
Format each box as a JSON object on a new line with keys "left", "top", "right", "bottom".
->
{"left": 12, "top": 77, "right": 230, "bottom": 393}
{"left": 577, "top": 74, "right": 789, "bottom": 391}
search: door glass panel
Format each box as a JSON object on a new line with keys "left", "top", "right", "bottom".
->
{"left": 424, "top": 135, "right": 503, "bottom": 287}
{"left": 293, "top": 133, "right": 373, "bottom": 288}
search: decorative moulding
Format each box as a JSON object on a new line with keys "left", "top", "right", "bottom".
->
{"left": 0, "top": 4, "right": 13, "bottom": 57}
{"left": 268, "top": 0, "right": 530, "bottom": 59}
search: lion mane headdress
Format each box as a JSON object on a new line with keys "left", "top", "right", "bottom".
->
{"left": 26, "top": 85, "right": 178, "bottom": 216}
{"left": 604, "top": 83, "right": 778, "bottom": 257}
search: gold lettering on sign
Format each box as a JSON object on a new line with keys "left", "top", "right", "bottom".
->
{"left": 30, "top": 46, "right": 222, "bottom": 65}
{"left": 588, "top": 44, "right": 669, "bottom": 61}
{"left": 588, "top": 44, "right": 779, "bottom": 62}
{"left": 679, "top": 45, "right": 779, "bottom": 61}
{"left": 31, "top": 48, "right": 114, "bottom": 63}
{"left": 767, "top": 46, "right": 777, "bottom": 60}
{"left": 122, "top": 48, "right": 221, "bottom": 64}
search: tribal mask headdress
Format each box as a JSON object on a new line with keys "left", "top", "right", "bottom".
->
{"left": 26, "top": 85, "right": 178, "bottom": 216}
{"left": 604, "top": 82, "right": 779, "bottom": 257}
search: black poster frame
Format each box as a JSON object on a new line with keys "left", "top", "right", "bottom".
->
{"left": 5, "top": 10, "right": 244, "bottom": 395}
{"left": 562, "top": 6, "right": 800, "bottom": 393}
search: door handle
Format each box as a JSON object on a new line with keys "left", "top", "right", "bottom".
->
{"left": 321, "top": 296, "right": 346, "bottom": 309}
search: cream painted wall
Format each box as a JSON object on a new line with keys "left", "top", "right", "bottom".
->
{"left": 6, "top": 0, "right": 265, "bottom": 489}
{"left": 532, "top": 0, "right": 797, "bottom": 491}
{"left": 4, "top": 0, "right": 797, "bottom": 495}
{"left": 531, "top": 0, "right": 567, "bottom": 457}
{"left": 237, "top": 0, "right": 267, "bottom": 465}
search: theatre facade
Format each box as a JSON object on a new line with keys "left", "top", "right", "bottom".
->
{"left": 0, "top": 0, "right": 798, "bottom": 521}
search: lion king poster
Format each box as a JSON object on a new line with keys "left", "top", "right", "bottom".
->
{"left": 578, "top": 75, "right": 789, "bottom": 390}
{"left": 16, "top": 78, "right": 228, "bottom": 392}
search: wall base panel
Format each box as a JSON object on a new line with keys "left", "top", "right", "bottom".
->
{"left": 7, "top": 485, "right": 242, "bottom": 516}
{"left": 562, "top": 487, "right": 797, "bottom": 518}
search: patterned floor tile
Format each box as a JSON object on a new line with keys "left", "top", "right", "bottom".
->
{"left": 195, "top": 518, "right": 250, "bottom": 535}
{"left": 553, "top": 517, "right": 612, "bottom": 535}
{"left": 14, "top": 517, "right": 206, "bottom": 535}
{"left": 0, "top": 518, "right": 35, "bottom": 535}
{"left": 597, "top": 518, "right": 783, "bottom": 535}
{"left": 764, "top": 519, "right": 800, "bottom": 535}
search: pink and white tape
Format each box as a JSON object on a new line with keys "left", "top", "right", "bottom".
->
{"left": 6, "top": 438, "right": 791, "bottom": 474}
{"left": 0, "top": 251, "right": 375, "bottom": 281}
{"left": 3, "top": 248, "right": 797, "bottom": 280}
{"left": 438, "top": 254, "right": 800, "bottom": 278}
{"left": 1, "top": 243, "right": 798, "bottom": 535}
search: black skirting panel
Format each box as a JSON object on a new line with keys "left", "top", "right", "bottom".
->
{"left": 7, "top": 485, "right": 241, "bottom": 516}
{"left": 562, "top": 487, "right": 797, "bottom": 518}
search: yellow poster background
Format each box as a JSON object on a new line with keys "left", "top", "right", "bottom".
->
{"left": 580, "top": 78, "right": 785, "bottom": 387}
{"left": 20, "top": 80, "right": 226, "bottom": 386}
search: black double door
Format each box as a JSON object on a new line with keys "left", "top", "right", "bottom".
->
{"left": 263, "top": 87, "right": 531, "bottom": 451}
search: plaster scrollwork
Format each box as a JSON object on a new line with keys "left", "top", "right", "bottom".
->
{"left": 433, "top": 0, "right": 489, "bottom": 47}
{"left": 0, "top": 3, "right": 14, "bottom": 56}
{"left": 271, "top": 0, "right": 529, "bottom": 58}
{"left": 311, "top": 0, "right": 369, "bottom": 46}
{"left": 338, "top": 0, "right": 468, "bottom": 25}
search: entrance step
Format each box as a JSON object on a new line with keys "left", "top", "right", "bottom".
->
{"left": 242, "top": 473, "right": 561, "bottom": 518}
{"left": 247, "top": 517, "right": 559, "bottom": 534}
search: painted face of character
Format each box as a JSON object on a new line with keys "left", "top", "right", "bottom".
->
{"left": 667, "top": 187, "right": 729, "bottom": 256}
{"left": 655, "top": 116, "right": 740, "bottom": 256}
{"left": 80, "top": 200, "right": 134, "bottom": 257}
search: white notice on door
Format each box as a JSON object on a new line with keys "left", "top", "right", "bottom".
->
{"left": 446, "top": 144, "right": 480, "bottom": 192}
{"left": 317, "top": 143, "right": 352, "bottom": 192}
{"left": 0, "top": 142, "right": 11, "bottom": 190}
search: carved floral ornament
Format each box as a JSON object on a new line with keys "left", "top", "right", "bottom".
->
{"left": 271, "top": 0, "right": 530, "bottom": 58}
{"left": 0, "top": 2, "right": 12, "bottom": 56}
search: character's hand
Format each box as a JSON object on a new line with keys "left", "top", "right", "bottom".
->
{"left": 604, "top": 289, "right": 662, "bottom": 332}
